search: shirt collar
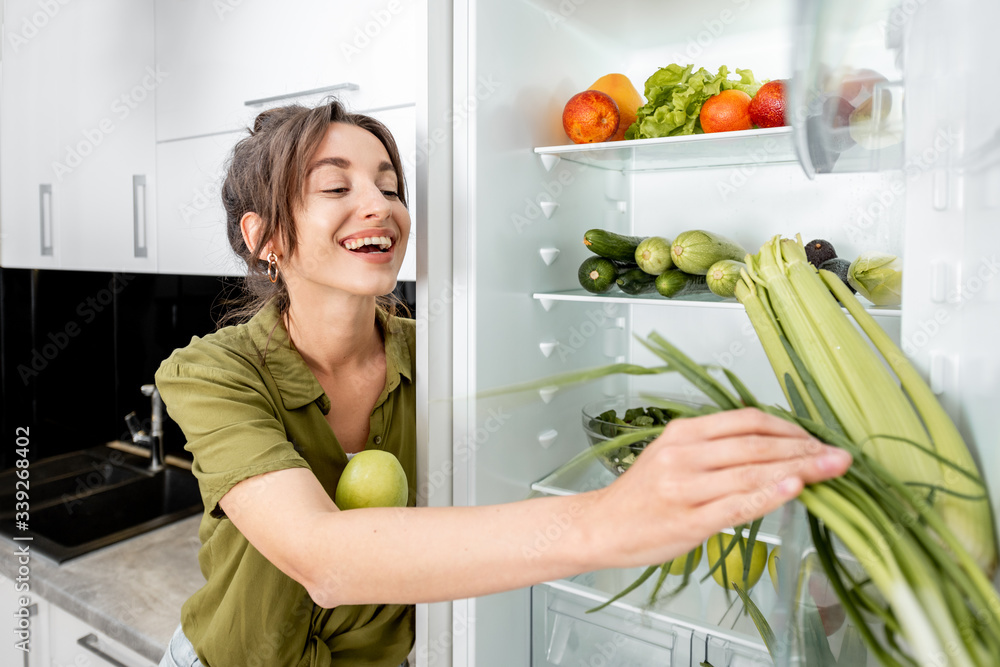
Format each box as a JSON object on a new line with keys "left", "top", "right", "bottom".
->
{"left": 245, "top": 300, "right": 412, "bottom": 413}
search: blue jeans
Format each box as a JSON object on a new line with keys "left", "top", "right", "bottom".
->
{"left": 159, "top": 624, "right": 203, "bottom": 667}
{"left": 158, "top": 624, "right": 410, "bottom": 667}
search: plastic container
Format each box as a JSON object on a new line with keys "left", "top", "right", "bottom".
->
{"left": 580, "top": 395, "right": 675, "bottom": 475}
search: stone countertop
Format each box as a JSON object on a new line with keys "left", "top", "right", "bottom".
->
{"left": 1, "top": 515, "right": 204, "bottom": 663}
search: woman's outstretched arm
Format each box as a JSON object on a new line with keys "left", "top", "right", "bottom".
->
{"left": 220, "top": 407, "right": 851, "bottom": 608}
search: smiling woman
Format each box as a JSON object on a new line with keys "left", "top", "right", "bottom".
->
{"left": 153, "top": 100, "right": 852, "bottom": 667}
{"left": 218, "top": 102, "right": 410, "bottom": 327}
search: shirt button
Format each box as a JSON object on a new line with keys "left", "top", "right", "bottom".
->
{"left": 374, "top": 436, "right": 382, "bottom": 445}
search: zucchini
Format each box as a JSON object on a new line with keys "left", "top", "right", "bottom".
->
{"left": 634, "top": 236, "right": 674, "bottom": 275}
{"left": 706, "top": 260, "right": 747, "bottom": 298}
{"left": 655, "top": 269, "right": 710, "bottom": 298}
{"left": 670, "top": 230, "right": 747, "bottom": 275}
{"left": 616, "top": 268, "right": 657, "bottom": 295}
{"left": 578, "top": 257, "right": 620, "bottom": 293}
{"left": 584, "top": 229, "right": 646, "bottom": 263}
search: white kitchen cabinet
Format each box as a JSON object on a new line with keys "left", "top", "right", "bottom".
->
{"left": 155, "top": 131, "right": 244, "bottom": 277}
{"left": 0, "top": 0, "right": 157, "bottom": 273}
{"left": 0, "top": 575, "right": 51, "bottom": 667}
{"left": 0, "top": 0, "right": 66, "bottom": 270}
{"left": 48, "top": 603, "right": 157, "bottom": 667}
{"left": 154, "top": 0, "right": 417, "bottom": 143}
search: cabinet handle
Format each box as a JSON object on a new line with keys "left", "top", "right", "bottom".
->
{"left": 76, "top": 633, "right": 130, "bottom": 667}
{"left": 244, "top": 82, "right": 359, "bottom": 107}
{"left": 39, "top": 184, "right": 53, "bottom": 256}
{"left": 133, "top": 175, "right": 147, "bottom": 258}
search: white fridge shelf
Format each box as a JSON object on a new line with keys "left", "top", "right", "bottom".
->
{"left": 533, "top": 127, "right": 796, "bottom": 173}
{"left": 532, "top": 289, "right": 902, "bottom": 317}
{"left": 531, "top": 456, "right": 784, "bottom": 546}
{"left": 533, "top": 566, "right": 778, "bottom": 667}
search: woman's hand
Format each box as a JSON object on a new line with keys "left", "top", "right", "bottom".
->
{"left": 582, "top": 408, "right": 852, "bottom": 570}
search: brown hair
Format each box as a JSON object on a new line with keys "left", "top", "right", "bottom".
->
{"left": 218, "top": 99, "right": 409, "bottom": 327}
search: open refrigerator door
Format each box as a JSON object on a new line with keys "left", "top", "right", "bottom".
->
{"left": 420, "top": 0, "right": 999, "bottom": 665}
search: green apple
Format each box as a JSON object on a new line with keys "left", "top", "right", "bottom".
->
{"left": 706, "top": 533, "right": 767, "bottom": 591}
{"left": 768, "top": 545, "right": 781, "bottom": 593}
{"left": 668, "top": 545, "right": 703, "bottom": 575}
{"left": 335, "top": 450, "right": 408, "bottom": 510}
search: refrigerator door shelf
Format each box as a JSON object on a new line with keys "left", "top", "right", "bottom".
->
{"left": 534, "top": 127, "right": 797, "bottom": 174}
{"left": 790, "top": 0, "right": 906, "bottom": 178}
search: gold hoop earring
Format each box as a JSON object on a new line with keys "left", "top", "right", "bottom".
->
{"left": 266, "top": 251, "right": 279, "bottom": 284}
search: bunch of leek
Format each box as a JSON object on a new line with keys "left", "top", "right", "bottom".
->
{"left": 738, "top": 236, "right": 996, "bottom": 576}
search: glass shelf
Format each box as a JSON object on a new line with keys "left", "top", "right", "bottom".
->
{"left": 534, "top": 561, "right": 778, "bottom": 667}
{"left": 534, "top": 127, "right": 796, "bottom": 173}
{"left": 531, "top": 456, "right": 783, "bottom": 546}
{"left": 532, "top": 289, "right": 902, "bottom": 317}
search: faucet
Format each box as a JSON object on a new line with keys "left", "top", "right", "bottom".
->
{"left": 124, "top": 384, "right": 165, "bottom": 472}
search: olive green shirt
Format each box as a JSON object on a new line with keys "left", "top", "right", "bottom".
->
{"left": 155, "top": 301, "right": 416, "bottom": 667}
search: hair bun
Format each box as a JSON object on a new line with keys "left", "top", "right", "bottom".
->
{"left": 251, "top": 105, "right": 305, "bottom": 135}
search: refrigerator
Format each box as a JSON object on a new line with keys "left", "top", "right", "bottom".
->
{"left": 414, "top": 0, "right": 1000, "bottom": 665}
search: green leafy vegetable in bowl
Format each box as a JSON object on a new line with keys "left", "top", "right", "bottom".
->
{"left": 582, "top": 397, "right": 680, "bottom": 475}
{"left": 626, "top": 63, "right": 764, "bottom": 139}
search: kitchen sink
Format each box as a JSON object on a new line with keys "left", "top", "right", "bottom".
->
{"left": 0, "top": 445, "right": 203, "bottom": 562}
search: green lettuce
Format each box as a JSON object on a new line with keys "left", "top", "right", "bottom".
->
{"left": 625, "top": 64, "right": 765, "bottom": 139}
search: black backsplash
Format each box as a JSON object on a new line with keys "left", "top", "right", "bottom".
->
{"left": 0, "top": 269, "right": 416, "bottom": 470}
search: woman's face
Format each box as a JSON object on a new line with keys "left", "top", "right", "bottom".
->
{"left": 282, "top": 122, "right": 410, "bottom": 299}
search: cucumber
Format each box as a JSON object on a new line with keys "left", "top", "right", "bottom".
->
{"left": 578, "top": 257, "right": 620, "bottom": 293}
{"left": 655, "top": 270, "right": 710, "bottom": 298}
{"left": 706, "top": 260, "right": 747, "bottom": 298}
{"left": 584, "top": 229, "right": 646, "bottom": 263}
{"left": 616, "top": 268, "right": 658, "bottom": 295}
{"left": 670, "top": 230, "right": 748, "bottom": 275}
{"left": 634, "top": 236, "right": 674, "bottom": 275}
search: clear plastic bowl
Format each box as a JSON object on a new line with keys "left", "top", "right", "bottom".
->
{"left": 581, "top": 395, "right": 668, "bottom": 476}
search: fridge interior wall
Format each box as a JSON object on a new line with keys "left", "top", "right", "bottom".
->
{"left": 901, "top": 0, "right": 1000, "bottom": 551}
{"left": 458, "top": 1, "right": 963, "bottom": 665}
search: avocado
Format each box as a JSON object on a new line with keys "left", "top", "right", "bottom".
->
{"left": 805, "top": 239, "right": 837, "bottom": 267}
{"left": 819, "top": 257, "right": 856, "bottom": 293}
